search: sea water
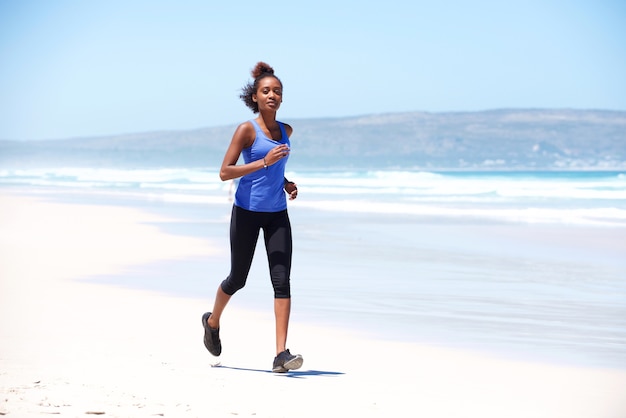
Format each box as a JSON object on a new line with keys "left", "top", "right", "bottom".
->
{"left": 1, "top": 168, "right": 625, "bottom": 368}
{"left": 3, "top": 168, "right": 625, "bottom": 225}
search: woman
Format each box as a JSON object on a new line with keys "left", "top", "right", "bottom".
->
{"left": 202, "top": 62, "right": 303, "bottom": 373}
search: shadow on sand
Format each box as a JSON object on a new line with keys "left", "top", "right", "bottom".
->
{"left": 216, "top": 365, "right": 345, "bottom": 379}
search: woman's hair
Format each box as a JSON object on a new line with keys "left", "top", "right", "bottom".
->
{"left": 240, "top": 61, "right": 282, "bottom": 113}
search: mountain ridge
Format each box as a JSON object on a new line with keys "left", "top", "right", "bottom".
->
{"left": 1, "top": 109, "right": 625, "bottom": 170}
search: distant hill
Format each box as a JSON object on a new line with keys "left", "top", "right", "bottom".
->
{"left": 1, "top": 109, "right": 625, "bottom": 170}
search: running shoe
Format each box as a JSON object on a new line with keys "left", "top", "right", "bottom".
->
{"left": 272, "top": 349, "right": 303, "bottom": 373}
{"left": 202, "top": 312, "right": 221, "bottom": 356}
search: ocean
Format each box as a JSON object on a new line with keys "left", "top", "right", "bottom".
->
{"left": 2, "top": 168, "right": 625, "bottom": 224}
{"left": 1, "top": 167, "right": 625, "bottom": 369}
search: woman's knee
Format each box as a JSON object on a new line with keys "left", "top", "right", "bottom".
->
{"left": 271, "top": 274, "right": 291, "bottom": 298}
{"left": 220, "top": 276, "right": 246, "bottom": 295}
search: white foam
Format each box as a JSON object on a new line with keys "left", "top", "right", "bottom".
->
{"left": 296, "top": 199, "right": 626, "bottom": 226}
{"left": 2, "top": 167, "right": 625, "bottom": 226}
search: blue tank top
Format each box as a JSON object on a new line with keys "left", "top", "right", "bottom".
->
{"left": 234, "top": 119, "right": 290, "bottom": 212}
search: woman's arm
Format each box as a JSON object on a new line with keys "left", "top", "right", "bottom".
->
{"left": 219, "top": 122, "right": 259, "bottom": 181}
{"left": 219, "top": 121, "right": 292, "bottom": 181}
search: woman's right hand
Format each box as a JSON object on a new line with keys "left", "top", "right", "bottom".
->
{"left": 265, "top": 144, "right": 290, "bottom": 166}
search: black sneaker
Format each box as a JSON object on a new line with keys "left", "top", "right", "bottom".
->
{"left": 202, "top": 312, "right": 221, "bottom": 356}
{"left": 272, "top": 349, "right": 303, "bottom": 373}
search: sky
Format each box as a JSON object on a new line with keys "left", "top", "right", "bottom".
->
{"left": 1, "top": 0, "right": 625, "bottom": 141}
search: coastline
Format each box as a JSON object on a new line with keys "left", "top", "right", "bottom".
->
{"left": 1, "top": 191, "right": 625, "bottom": 417}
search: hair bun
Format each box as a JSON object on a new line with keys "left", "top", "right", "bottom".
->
{"left": 251, "top": 61, "right": 275, "bottom": 79}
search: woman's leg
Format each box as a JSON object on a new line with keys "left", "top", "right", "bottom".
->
{"left": 207, "top": 286, "right": 231, "bottom": 329}
{"left": 263, "top": 210, "right": 293, "bottom": 355}
{"left": 209, "top": 206, "right": 260, "bottom": 328}
{"left": 274, "top": 297, "right": 291, "bottom": 354}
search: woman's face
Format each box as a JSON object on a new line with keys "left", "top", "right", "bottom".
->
{"left": 253, "top": 76, "right": 283, "bottom": 112}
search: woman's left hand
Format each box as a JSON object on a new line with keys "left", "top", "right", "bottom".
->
{"left": 284, "top": 181, "right": 298, "bottom": 200}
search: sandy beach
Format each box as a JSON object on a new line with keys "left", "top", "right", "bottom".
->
{"left": 1, "top": 192, "right": 625, "bottom": 417}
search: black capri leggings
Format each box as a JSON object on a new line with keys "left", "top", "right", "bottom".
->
{"left": 220, "top": 205, "right": 293, "bottom": 298}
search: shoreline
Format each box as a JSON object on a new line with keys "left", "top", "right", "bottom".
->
{"left": 1, "top": 191, "right": 626, "bottom": 417}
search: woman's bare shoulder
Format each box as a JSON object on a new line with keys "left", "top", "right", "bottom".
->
{"left": 232, "top": 121, "right": 256, "bottom": 147}
{"left": 281, "top": 122, "right": 293, "bottom": 137}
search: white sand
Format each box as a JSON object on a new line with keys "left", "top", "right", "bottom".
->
{"left": 1, "top": 192, "right": 624, "bottom": 417}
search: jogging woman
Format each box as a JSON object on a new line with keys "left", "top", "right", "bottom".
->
{"left": 202, "top": 61, "right": 303, "bottom": 373}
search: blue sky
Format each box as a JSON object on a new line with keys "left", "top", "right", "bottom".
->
{"left": 1, "top": 0, "right": 625, "bottom": 140}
